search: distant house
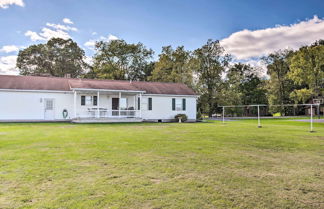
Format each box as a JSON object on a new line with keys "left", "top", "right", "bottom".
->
{"left": 0, "top": 75, "right": 197, "bottom": 122}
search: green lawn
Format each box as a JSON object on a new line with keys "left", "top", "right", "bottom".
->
{"left": 0, "top": 120, "right": 323, "bottom": 209}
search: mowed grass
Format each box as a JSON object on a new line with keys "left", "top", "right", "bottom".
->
{"left": 0, "top": 120, "right": 323, "bottom": 209}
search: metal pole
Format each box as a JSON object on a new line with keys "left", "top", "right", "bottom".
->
{"left": 97, "top": 91, "right": 100, "bottom": 118}
{"left": 257, "top": 105, "right": 262, "bottom": 128}
{"left": 310, "top": 104, "right": 314, "bottom": 132}
{"left": 134, "top": 95, "right": 136, "bottom": 118}
{"left": 139, "top": 93, "right": 142, "bottom": 118}
{"left": 222, "top": 106, "right": 225, "bottom": 124}
{"left": 119, "top": 92, "right": 121, "bottom": 117}
{"left": 73, "top": 91, "right": 77, "bottom": 118}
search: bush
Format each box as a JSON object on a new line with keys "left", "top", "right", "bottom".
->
{"left": 196, "top": 110, "right": 202, "bottom": 120}
{"left": 175, "top": 114, "right": 188, "bottom": 122}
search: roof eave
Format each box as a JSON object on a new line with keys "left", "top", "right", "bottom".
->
{"left": 71, "top": 88, "right": 146, "bottom": 93}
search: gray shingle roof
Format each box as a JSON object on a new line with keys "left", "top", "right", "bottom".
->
{"left": 0, "top": 75, "right": 197, "bottom": 95}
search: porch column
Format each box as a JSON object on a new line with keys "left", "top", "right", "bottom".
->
{"left": 119, "top": 91, "right": 121, "bottom": 117}
{"left": 139, "top": 93, "right": 142, "bottom": 118}
{"left": 134, "top": 95, "right": 136, "bottom": 117}
{"left": 97, "top": 91, "right": 100, "bottom": 118}
{"left": 73, "top": 91, "right": 77, "bottom": 118}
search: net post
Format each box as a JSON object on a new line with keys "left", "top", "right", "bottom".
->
{"left": 257, "top": 105, "right": 262, "bottom": 128}
{"left": 310, "top": 104, "right": 314, "bottom": 132}
{"left": 222, "top": 106, "right": 225, "bottom": 124}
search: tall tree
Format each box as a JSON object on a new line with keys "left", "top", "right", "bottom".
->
{"left": 91, "top": 39, "right": 154, "bottom": 81}
{"left": 288, "top": 44, "right": 324, "bottom": 101}
{"left": 262, "top": 50, "right": 296, "bottom": 114}
{"left": 149, "top": 46, "right": 193, "bottom": 86}
{"left": 219, "top": 63, "right": 267, "bottom": 116}
{"left": 193, "top": 39, "right": 231, "bottom": 117}
{"left": 17, "top": 38, "right": 87, "bottom": 78}
{"left": 223, "top": 63, "right": 267, "bottom": 105}
{"left": 142, "top": 61, "right": 155, "bottom": 81}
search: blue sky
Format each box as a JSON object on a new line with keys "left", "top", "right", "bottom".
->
{"left": 1, "top": 0, "right": 324, "bottom": 74}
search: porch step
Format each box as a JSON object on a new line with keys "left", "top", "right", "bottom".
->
{"left": 71, "top": 118, "right": 143, "bottom": 123}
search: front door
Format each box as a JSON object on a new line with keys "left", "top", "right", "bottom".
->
{"left": 112, "top": 98, "right": 119, "bottom": 116}
{"left": 44, "top": 98, "right": 55, "bottom": 120}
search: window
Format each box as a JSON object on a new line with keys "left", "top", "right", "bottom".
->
{"left": 172, "top": 98, "right": 176, "bottom": 111}
{"left": 148, "top": 98, "right": 152, "bottom": 110}
{"left": 182, "top": 98, "right": 186, "bottom": 111}
{"left": 93, "top": 96, "right": 97, "bottom": 106}
{"left": 176, "top": 98, "right": 182, "bottom": 111}
{"left": 81, "top": 95, "right": 97, "bottom": 106}
{"left": 81, "top": 96, "right": 85, "bottom": 106}
{"left": 120, "top": 98, "right": 127, "bottom": 110}
{"left": 172, "top": 98, "right": 186, "bottom": 111}
{"left": 85, "top": 96, "right": 92, "bottom": 106}
{"left": 138, "top": 97, "right": 141, "bottom": 110}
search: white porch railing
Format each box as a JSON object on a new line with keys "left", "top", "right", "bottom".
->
{"left": 76, "top": 108, "right": 141, "bottom": 118}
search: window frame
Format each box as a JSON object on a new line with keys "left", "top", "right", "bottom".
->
{"left": 148, "top": 97, "right": 152, "bottom": 111}
{"left": 172, "top": 98, "right": 176, "bottom": 111}
{"left": 182, "top": 98, "right": 186, "bottom": 111}
{"left": 81, "top": 95, "right": 97, "bottom": 106}
{"left": 93, "top": 96, "right": 98, "bottom": 106}
{"left": 81, "top": 96, "right": 86, "bottom": 106}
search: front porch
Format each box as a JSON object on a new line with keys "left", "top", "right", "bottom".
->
{"left": 72, "top": 88, "right": 144, "bottom": 121}
{"left": 71, "top": 117, "right": 143, "bottom": 123}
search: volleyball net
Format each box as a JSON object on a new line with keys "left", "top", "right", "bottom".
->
{"left": 218, "top": 104, "right": 321, "bottom": 132}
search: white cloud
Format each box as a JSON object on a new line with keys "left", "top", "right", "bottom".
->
{"left": 91, "top": 32, "right": 97, "bottom": 36}
{"left": 108, "top": 34, "right": 118, "bottom": 41}
{"left": 63, "top": 18, "right": 74, "bottom": 24}
{"left": 0, "top": 55, "right": 18, "bottom": 75}
{"left": 0, "top": 45, "right": 19, "bottom": 53}
{"left": 39, "top": 27, "right": 71, "bottom": 40}
{"left": 84, "top": 34, "right": 119, "bottom": 50}
{"left": 84, "top": 40, "right": 96, "bottom": 48}
{"left": 243, "top": 59, "right": 268, "bottom": 78}
{"left": 0, "top": 0, "right": 24, "bottom": 9}
{"left": 25, "top": 30, "right": 45, "bottom": 41}
{"left": 46, "top": 23, "right": 77, "bottom": 32}
{"left": 25, "top": 20, "right": 78, "bottom": 42}
{"left": 84, "top": 56, "right": 93, "bottom": 65}
{"left": 221, "top": 16, "right": 324, "bottom": 59}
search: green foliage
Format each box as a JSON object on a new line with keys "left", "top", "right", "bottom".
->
{"left": 174, "top": 113, "right": 188, "bottom": 122}
{"left": 288, "top": 44, "right": 324, "bottom": 97}
{"left": 221, "top": 63, "right": 267, "bottom": 106}
{"left": 91, "top": 39, "right": 154, "bottom": 81}
{"left": 193, "top": 39, "right": 231, "bottom": 117}
{"left": 196, "top": 110, "right": 202, "bottom": 120}
{"left": 17, "top": 38, "right": 88, "bottom": 77}
{"left": 262, "top": 50, "right": 297, "bottom": 114}
{"left": 149, "top": 46, "right": 193, "bottom": 86}
{"left": 289, "top": 88, "right": 314, "bottom": 104}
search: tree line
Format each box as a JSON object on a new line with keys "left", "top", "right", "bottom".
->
{"left": 16, "top": 38, "right": 324, "bottom": 117}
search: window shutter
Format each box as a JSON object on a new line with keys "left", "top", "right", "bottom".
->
{"left": 182, "top": 98, "right": 186, "bottom": 111}
{"left": 148, "top": 98, "right": 152, "bottom": 110}
{"left": 93, "top": 96, "right": 97, "bottom": 106}
{"left": 138, "top": 97, "right": 140, "bottom": 110}
{"left": 81, "top": 96, "right": 85, "bottom": 106}
{"left": 172, "top": 98, "right": 176, "bottom": 111}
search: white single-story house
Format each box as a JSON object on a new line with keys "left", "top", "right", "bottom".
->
{"left": 0, "top": 75, "right": 198, "bottom": 122}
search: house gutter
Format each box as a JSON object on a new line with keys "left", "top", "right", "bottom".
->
{"left": 71, "top": 88, "right": 146, "bottom": 93}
